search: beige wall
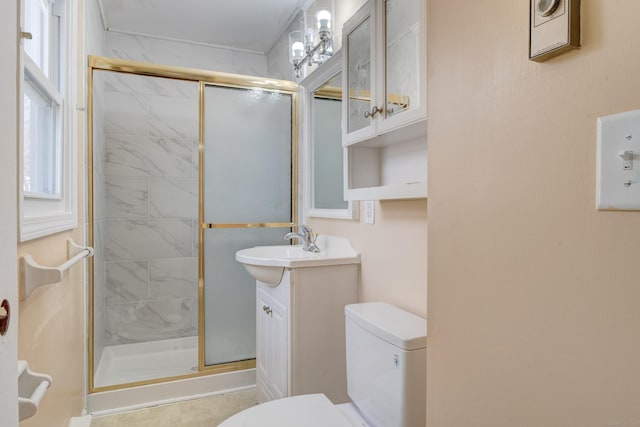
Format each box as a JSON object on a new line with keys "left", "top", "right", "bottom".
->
{"left": 309, "top": 200, "right": 427, "bottom": 318}
{"left": 18, "top": 1, "right": 87, "bottom": 426}
{"left": 18, "top": 232, "right": 85, "bottom": 427}
{"left": 427, "top": 1, "right": 640, "bottom": 425}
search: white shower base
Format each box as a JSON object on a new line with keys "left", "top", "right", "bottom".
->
{"left": 94, "top": 336, "right": 198, "bottom": 388}
{"left": 89, "top": 336, "right": 255, "bottom": 414}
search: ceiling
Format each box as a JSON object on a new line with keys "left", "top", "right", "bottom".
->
{"left": 98, "top": 0, "right": 310, "bottom": 54}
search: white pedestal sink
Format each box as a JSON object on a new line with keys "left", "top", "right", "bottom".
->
{"left": 235, "top": 235, "right": 360, "bottom": 286}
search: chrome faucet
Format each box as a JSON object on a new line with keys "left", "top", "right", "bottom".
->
{"left": 284, "top": 225, "right": 320, "bottom": 253}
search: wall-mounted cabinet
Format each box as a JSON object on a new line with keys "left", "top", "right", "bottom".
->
{"left": 343, "top": 0, "right": 427, "bottom": 200}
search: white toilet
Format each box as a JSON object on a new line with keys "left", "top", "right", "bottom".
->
{"left": 219, "top": 302, "right": 427, "bottom": 427}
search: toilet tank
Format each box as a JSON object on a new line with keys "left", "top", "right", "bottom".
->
{"left": 345, "top": 303, "right": 427, "bottom": 427}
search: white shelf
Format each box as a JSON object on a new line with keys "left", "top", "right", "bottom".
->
{"left": 345, "top": 123, "right": 427, "bottom": 201}
{"left": 343, "top": 116, "right": 427, "bottom": 148}
{"left": 346, "top": 182, "right": 427, "bottom": 201}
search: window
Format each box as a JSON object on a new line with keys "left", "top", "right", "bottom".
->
{"left": 20, "top": 0, "right": 77, "bottom": 241}
{"left": 23, "top": 63, "right": 62, "bottom": 198}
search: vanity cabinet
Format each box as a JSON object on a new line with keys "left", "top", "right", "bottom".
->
{"left": 343, "top": 0, "right": 427, "bottom": 200}
{"left": 255, "top": 265, "right": 358, "bottom": 405}
{"left": 256, "top": 285, "right": 289, "bottom": 401}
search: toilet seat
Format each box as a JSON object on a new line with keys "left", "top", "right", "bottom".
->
{"left": 218, "top": 394, "right": 360, "bottom": 427}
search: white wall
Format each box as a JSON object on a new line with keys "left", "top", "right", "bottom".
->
{"left": 0, "top": 0, "right": 19, "bottom": 424}
{"left": 103, "top": 31, "right": 267, "bottom": 76}
{"left": 333, "top": 0, "right": 366, "bottom": 52}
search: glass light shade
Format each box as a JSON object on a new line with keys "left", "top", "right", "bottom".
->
{"left": 292, "top": 42, "right": 305, "bottom": 60}
{"left": 305, "top": 27, "right": 315, "bottom": 47}
{"left": 317, "top": 10, "right": 331, "bottom": 32}
{"left": 289, "top": 31, "right": 305, "bottom": 63}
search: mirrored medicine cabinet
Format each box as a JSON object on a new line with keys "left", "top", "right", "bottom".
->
{"left": 301, "top": 52, "right": 358, "bottom": 220}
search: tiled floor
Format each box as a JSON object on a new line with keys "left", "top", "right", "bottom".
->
{"left": 90, "top": 389, "right": 257, "bottom": 427}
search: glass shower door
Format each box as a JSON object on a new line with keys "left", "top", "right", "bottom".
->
{"left": 202, "top": 85, "right": 294, "bottom": 367}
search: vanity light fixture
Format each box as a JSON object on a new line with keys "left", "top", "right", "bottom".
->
{"left": 289, "top": 7, "right": 333, "bottom": 79}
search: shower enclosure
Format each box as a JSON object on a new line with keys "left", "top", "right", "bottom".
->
{"left": 88, "top": 57, "right": 297, "bottom": 392}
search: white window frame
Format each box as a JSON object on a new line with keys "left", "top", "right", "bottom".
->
{"left": 19, "top": 0, "right": 78, "bottom": 241}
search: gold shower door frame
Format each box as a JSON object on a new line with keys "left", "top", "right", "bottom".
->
{"left": 87, "top": 56, "right": 298, "bottom": 393}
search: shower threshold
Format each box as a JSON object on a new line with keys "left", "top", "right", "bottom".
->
{"left": 94, "top": 336, "right": 198, "bottom": 388}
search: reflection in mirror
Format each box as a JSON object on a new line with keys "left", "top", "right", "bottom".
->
{"left": 313, "top": 72, "right": 346, "bottom": 210}
{"left": 302, "top": 52, "right": 357, "bottom": 220}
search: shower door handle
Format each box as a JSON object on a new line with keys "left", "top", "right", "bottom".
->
{"left": 262, "top": 305, "right": 272, "bottom": 315}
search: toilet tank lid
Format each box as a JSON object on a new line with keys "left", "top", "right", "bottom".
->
{"left": 345, "top": 303, "right": 427, "bottom": 350}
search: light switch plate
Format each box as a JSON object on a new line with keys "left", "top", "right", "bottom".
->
{"left": 364, "top": 201, "right": 375, "bottom": 224}
{"left": 596, "top": 109, "right": 640, "bottom": 210}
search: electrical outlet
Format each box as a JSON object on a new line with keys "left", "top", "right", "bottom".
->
{"left": 364, "top": 201, "right": 375, "bottom": 224}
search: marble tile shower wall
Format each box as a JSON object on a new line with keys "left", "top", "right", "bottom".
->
{"left": 94, "top": 31, "right": 281, "bottom": 348}
{"left": 99, "top": 71, "right": 199, "bottom": 346}
{"left": 94, "top": 31, "right": 272, "bottom": 347}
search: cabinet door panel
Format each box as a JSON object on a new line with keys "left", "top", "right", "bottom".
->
{"left": 346, "top": 14, "right": 374, "bottom": 136}
{"left": 384, "top": 0, "right": 421, "bottom": 119}
{"left": 256, "top": 288, "right": 273, "bottom": 402}
{"left": 268, "top": 295, "right": 288, "bottom": 399}
{"left": 256, "top": 287, "right": 289, "bottom": 401}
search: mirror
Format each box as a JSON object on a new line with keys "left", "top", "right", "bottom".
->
{"left": 301, "top": 52, "right": 358, "bottom": 220}
{"left": 313, "top": 72, "right": 345, "bottom": 210}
